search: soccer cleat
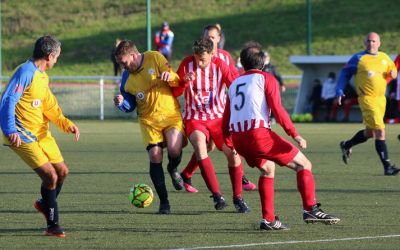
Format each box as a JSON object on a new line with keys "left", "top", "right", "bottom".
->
{"left": 167, "top": 167, "right": 184, "bottom": 190}
{"left": 260, "top": 217, "right": 290, "bottom": 231}
{"left": 158, "top": 203, "right": 171, "bottom": 214}
{"left": 34, "top": 199, "right": 48, "bottom": 220}
{"left": 384, "top": 165, "right": 400, "bottom": 176}
{"left": 242, "top": 176, "right": 256, "bottom": 191}
{"left": 181, "top": 173, "right": 198, "bottom": 193}
{"left": 44, "top": 224, "right": 65, "bottom": 238}
{"left": 211, "top": 194, "right": 227, "bottom": 210}
{"left": 339, "top": 141, "right": 352, "bottom": 164}
{"left": 233, "top": 197, "right": 251, "bottom": 213}
{"left": 303, "top": 203, "right": 340, "bottom": 225}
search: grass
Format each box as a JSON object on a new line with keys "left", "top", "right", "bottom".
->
{"left": 1, "top": 121, "right": 400, "bottom": 249}
{"left": 2, "top": 0, "right": 400, "bottom": 76}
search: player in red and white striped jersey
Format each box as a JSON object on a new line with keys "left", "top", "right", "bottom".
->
{"left": 179, "top": 24, "right": 257, "bottom": 192}
{"left": 175, "top": 37, "right": 250, "bottom": 212}
{"left": 223, "top": 46, "right": 340, "bottom": 230}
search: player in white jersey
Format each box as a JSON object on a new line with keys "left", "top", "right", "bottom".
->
{"left": 223, "top": 45, "right": 340, "bottom": 230}
{"left": 174, "top": 37, "right": 250, "bottom": 212}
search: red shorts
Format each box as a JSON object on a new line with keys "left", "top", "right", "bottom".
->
{"left": 231, "top": 128, "right": 299, "bottom": 167}
{"left": 185, "top": 118, "right": 226, "bottom": 150}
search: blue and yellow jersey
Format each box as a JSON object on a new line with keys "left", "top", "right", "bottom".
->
{"left": 337, "top": 51, "right": 397, "bottom": 97}
{"left": 0, "top": 60, "right": 74, "bottom": 143}
{"left": 118, "top": 51, "right": 181, "bottom": 125}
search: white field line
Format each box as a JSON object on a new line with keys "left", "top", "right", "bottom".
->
{"left": 168, "top": 234, "right": 400, "bottom": 250}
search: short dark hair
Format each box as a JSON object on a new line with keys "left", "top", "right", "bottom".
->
{"left": 32, "top": 35, "right": 61, "bottom": 59}
{"left": 328, "top": 72, "right": 336, "bottom": 78}
{"left": 240, "top": 47, "right": 265, "bottom": 71}
{"left": 192, "top": 37, "right": 213, "bottom": 55}
{"left": 242, "top": 40, "right": 262, "bottom": 50}
{"left": 114, "top": 40, "right": 139, "bottom": 58}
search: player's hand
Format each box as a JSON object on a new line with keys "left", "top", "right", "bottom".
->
{"left": 69, "top": 125, "right": 80, "bottom": 141}
{"left": 337, "top": 95, "right": 345, "bottom": 106}
{"left": 114, "top": 95, "right": 124, "bottom": 107}
{"left": 389, "top": 70, "right": 397, "bottom": 79}
{"left": 184, "top": 72, "right": 196, "bottom": 82}
{"left": 294, "top": 136, "right": 307, "bottom": 149}
{"left": 8, "top": 133, "right": 21, "bottom": 147}
{"left": 280, "top": 85, "right": 286, "bottom": 93}
{"left": 160, "top": 71, "right": 172, "bottom": 82}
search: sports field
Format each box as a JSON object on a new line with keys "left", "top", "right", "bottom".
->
{"left": 1, "top": 121, "right": 400, "bottom": 249}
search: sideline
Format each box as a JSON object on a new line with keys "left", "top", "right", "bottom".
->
{"left": 169, "top": 234, "right": 400, "bottom": 250}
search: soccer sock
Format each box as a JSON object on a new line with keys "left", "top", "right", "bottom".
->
{"left": 375, "top": 140, "right": 391, "bottom": 168}
{"left": 167, "top": 152, "right": 182, "bottom": 173}
{"left": 344, "top": 129, "right": 368, "bottom": 149}
{"left": 228, "top": 163, "right": 243, "bottom": 199}
{"left": 181, "top": 153, "right": 199, "bottom": 180}
{"left": 41, "top": 186, "right": 59, "bottom": 226}
{"left": 198, "top": 157, "right": 220, "bottom": 194}
{"left": 55, "top": 182, "right": 63, "bottom": 198}
{"left": 296, "top": 169, "right": 317, "bottom": 211}
{"left": 258, "top": 176, "right": 275, "bottom": 222}
{"left": 149, "top": 162, "right": 169, "bottom": 204}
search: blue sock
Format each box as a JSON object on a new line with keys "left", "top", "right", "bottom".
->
{"left": 41, "top": 186, "right": 59, "bottom": 226}
{"left": 149, "top": 162, "right": 169, "bottom": 204}
{"left": 56, "top": 182, "right": 63, "bottom": 198}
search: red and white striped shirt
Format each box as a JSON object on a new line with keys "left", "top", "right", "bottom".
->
{"left": 177, "top": 56, "right": 239, "bottom": 121}
{"left": 224, "top": 70, "right": 298, "bottom": 138}
{"left": 215, "top": 49, "right": 237, "bottom": 73}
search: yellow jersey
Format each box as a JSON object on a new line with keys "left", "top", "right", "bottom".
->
{"left": 118, "top": 51, "right": 181, "bottom": 125}
{"left": 0, "top": 60, "right": 74, "bottom": 143}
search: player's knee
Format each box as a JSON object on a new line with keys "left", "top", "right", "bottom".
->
{"left": 43, "top": 171, "right": 58, "bottom": 187}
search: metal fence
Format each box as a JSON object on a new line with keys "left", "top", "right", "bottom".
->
{"left": 0, "top": 75, "right": 300, "bottom": 120}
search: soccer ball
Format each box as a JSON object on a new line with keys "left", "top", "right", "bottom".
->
{"left": 291, "top": 113, "right": 299, "bottom": 122}
{"left": 129, "top": 184, "right": 154, "bottom": 208}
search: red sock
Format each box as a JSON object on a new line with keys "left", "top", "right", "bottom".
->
{"left": 296, "top": 169, "right": 317, "bottom": 211}
{"left": 182, "top": 153, "right": 199, "bottom": 179}
{"left": 228, "top": 163, "right": 243, "bottom": 199}
{"left": 198, "top": 157, "right": 220, "bottom": 194}
{"left": 258, "top": 176, "right": 275, "bottom": 222}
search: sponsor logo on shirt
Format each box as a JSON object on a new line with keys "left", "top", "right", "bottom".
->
{"left": 136, "top": 92, "right": 145, "bottom": 100}
{"left": 148, "top": 68, "right": 155, "bottom": 75}
{"left": 32, "top": 99, "right": 41, "bottom": 108}
{"left": 367, "top": 71, "right": 375, "bottom": 78}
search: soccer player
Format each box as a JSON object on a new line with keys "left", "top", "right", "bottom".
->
{"left": 0, "top": 35, "right": 80, "bottom": 237}
{"left": 174, "top": 37, "right": 250, "bottom": 213}
{"left": 113, "top": 40, "right": 185, "bottom": 214}
{"left": 223, "top": 45, "right": 340, "bottom": 230}
{"left": 179, "top": 24, "right": 257, "bottom": 192}
{"left": 337, "top": 32, "right": 399, "bottom": 176}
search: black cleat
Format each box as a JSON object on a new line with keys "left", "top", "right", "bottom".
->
{"left": 398, "top": 134, "right": 400, "bottom": 141}
{"left": 45, "top": 224, "right": 65, "bottom": 238}
{"left": 340, "top": 141, "right": 352, "bottom": 164}
{"left": 233, "top": 197, "right": 251, "bottom": 213}
{"left": 303, "top": 203, "right": 340, "bottom": 225}
{"left": 211, "top": 194, "right": 227, "bottom": 210}
{"left": 158, "top": 203, "right": 171, "bottom": 214}
{"left": 167, "top": 167, "right": 184, "bottom": 190}
{"left": 384, "top": 165, "right": 400, "bottom": 176}
{"left": 260, "top": 217, "right": 290, "bottom": 231}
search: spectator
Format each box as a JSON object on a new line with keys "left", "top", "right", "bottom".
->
{"left": 111, "top": 38, "right": 122, "bottom": 84}
{"left": 154, "top": 21, "right": 174, "bottom": 62}
{"left": 215, "top": 23, "right": 225, "bottom": 49}
{"left": 329, "top": 83, "right": 358, "bottom": 122}
{"left": 262, "top": 51, "right": 286, "bottom": 93}
{"left": 320, "top": 72, "right": 337, "bottom": 121}
{"left": 307, "top": 79, "right": 322, "bottom": 120}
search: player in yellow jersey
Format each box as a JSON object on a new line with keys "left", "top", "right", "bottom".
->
{"left": 113, "top": 40, "right": 186, "bottom": 214}
{"left": 337, "top": 32, "right": 399, "bottom": 176}
{"left": 0, "top": 36, "right": 80, "bottom": 237}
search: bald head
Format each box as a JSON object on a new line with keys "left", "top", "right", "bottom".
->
{"left": 364, "top": 32, "right": 381, "bottom": 54}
